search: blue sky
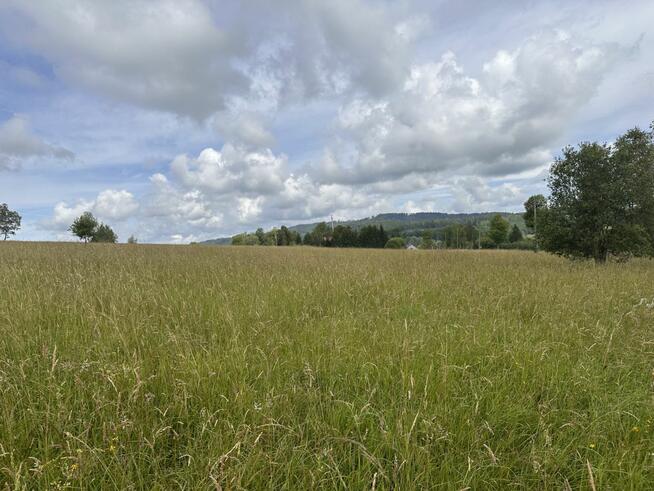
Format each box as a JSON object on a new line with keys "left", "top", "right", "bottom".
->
{"left": 0, "top": 0, "right": 652, "bottom": 243}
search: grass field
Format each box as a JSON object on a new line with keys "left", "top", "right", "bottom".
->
{"left": 1, "top": 243, "right": 653, "bottom": 489}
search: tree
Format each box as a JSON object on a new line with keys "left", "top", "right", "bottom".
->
{"left": 508, "top": 224, "right": 523, "bottom": 243}
{"left": 231, "top": 233, "right": 259, "bottom": 245}
{"left": 0, "top": 203, "right": 21, "bottom": 240}
{"left": 523, "top": 195, "right": 547, "bottom": 231}
{"left": 488, "top": 214, "right": 510, "bottom": 246}
{"left": 542, "top": 125, "right": 654, "bottom": 262}
{"left": 419, "top": 230, "right": 435, "bottom": 249}
{"left": 359, "top": 225, "right": 387, "bottom": 248}
{"left": 70, "top": 212, "right": 98, "bottom": 243}
{"left": 92, "top": 223, "right": 118, "bottom": 243}
{"left": 333, "top": 225, "right": 358, "bottom": 247}
{"left": 127, "top": 235, "right": 138, "bottom": 244}
{"left": 255, "top": 228, "right": 265, "bottom": 245}
{"left": 385, "top": 237, "right": 405, "bottom": 249}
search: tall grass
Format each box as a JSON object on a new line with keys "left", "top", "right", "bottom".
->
{"left": 1, "top": 242, "right": 653, "bottom": 489}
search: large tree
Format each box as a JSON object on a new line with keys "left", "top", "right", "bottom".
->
{"left": 0, "top": 203, "right": 21, "bottom": 240}
{"left": 542, "top": 124, "right": 654, "bottom": 262}
{"left": 70, "top": 212, "right": 98, "bottom": 243}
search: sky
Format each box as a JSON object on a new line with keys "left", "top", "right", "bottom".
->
{"left": 0, "top": 0, "right": 652, "bottom": 243}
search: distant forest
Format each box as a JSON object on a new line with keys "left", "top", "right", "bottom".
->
{"left": 215, "top": 211, "right": 530, "bottom": 250}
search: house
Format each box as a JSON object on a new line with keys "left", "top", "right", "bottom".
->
{"left": 406, "top": 244, "right": 418, "bottom": 250}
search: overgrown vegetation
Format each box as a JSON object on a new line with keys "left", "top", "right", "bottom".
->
{"left": 1, "top": 243, "right": 653, "bottom": 488}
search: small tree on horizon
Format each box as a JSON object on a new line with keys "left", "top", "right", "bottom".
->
{"left": 69, "top": 212, "right": 98, "bottom": 243}
{"left": 0, "top": 203, "right": 21, "bottom": 240}
{"left": 92, "top": 223, "right": 118, "bottom": 243}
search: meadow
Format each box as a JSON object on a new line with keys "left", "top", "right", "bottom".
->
{"left": 1, "top": 242, "right": 653, "bottom": 489}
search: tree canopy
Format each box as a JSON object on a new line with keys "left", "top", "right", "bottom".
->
{"left": 92, "top": 223, "right": 118, "bottom": 243}
{"left": 508, "top": 224, "right": 523, "bottom": 243}
{"left": 0, "top": 203, "right": 21, "bottom": 240}
{"left": 534, "top": 123, "right": 654, "bottom": 262}
{"left": 488, "top": 214, "right": 510, "bottom": 246}
{"left": 69, "top": 212, "right": 98, "bottom": 243}
{"left": 69, "top": 212, "right": 118, "bottom": 244}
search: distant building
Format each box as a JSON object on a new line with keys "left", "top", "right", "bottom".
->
{"left": 406, "top": 244, "right": 418, "bottom": 250}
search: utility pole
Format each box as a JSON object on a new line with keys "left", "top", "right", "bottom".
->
{"left": 534, "top": 203, "right": 538, "bottom": 252}
{"left": 330, "top": 214, "right": 334, "bottom": 232}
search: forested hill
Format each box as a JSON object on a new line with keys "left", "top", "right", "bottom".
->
{"left": 200, "top": 211, "right": 526, "bottom": 244}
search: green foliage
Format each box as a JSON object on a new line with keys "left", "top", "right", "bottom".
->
{"left": 480, "top": 236, "right": 497, "bottom": 249}
{"left": 203, "top": 212, "right": 527, "bottom": 247}
{"left": 487, "top": 214, "right": 510, "bottom": 246}
{"left": 127, "top": 235, "right": 138, "bottom": 244}
{"left": 384, "top": 237, "right": 406, "bottom": 249}
{"left": 358, "top": 225, "right": 388, "bottom": 248}
{"left": 416, "top": 230, "right": 432, "bottom": 249}
{"left": 523, "top": 194, "right": 547, "bottom": 231}
{"left": 542, "top": 124, "right": 654, "bottom": 262}
{"left": 303, "top": 222, "right": 331, "bottom": 246}
{"left": 69, "top": 212, "right": 99, "bottom": 243}
{"left": 0, "top": 203, "right": 21, "bottom": 240}
{"left": 508, "top": 224, "right": 523, "bottom": 243}
{"left": 231, "top": 232, "right": 260, "bottom": 245}
{"left": 500, "top": 238, "right": 536, "bottom": 250}
{"left": 91, "top": 223, "right": 118, "bottom": 243}
{"left": 333, "top": 225, "right": 358, "bottom": 247}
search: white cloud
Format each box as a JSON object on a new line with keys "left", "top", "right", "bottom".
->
{"left": 93, "top": 189, "right": 139, "bottom": 220}
{"left": 316, "top": 31, "right": 625, "bottom": 185}
{"left": 0, "top": 116, "right": 74, "bottom": 169}
{"left": 51, "top": 189, "right": 138, "bottom": 227}
{"left": 1, "top": 0, "right": 415, "bottom": 120}
{"left": 170, "top": 145, "right": 288, "bottom": 195}
{"left": 450, "top": 177, "right": 524, "bottom": 213}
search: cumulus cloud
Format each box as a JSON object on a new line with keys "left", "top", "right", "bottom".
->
{"left": 170, "top": 145, "right": 288, "bottom": 195}
{"left": 123, "top": 146, "right": 387, "bottom": 241}
{"left": 315, "top": 31, "right": 625, "bottom": 185}
{"left": 0, "top": 116, "right": 74, "bottom": 169}
{"left": 450, "top": 177, "right": 524, "bottom": 213}
{"left": 0, "top": 1, "right": 244, "bottom": 120}
{"left": 51, "top": 189, "right": 139, "bottom": 228}
{"left": 1, "top": 0, "right": 414, "bottom": 120}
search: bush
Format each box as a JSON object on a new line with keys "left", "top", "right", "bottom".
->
{"left": 385, "top": 237, "right": 406, "bottom": 249}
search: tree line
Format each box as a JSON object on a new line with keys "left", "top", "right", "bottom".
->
{"left": 232, "top": 223, "right": 391, "bottom": 248}
{"left": 231, "top": 216, "right": 532, "bottom": 250}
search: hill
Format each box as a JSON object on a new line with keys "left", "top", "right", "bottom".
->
{"left": 200, "top": 211, "right": 526, "bottom": 244}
